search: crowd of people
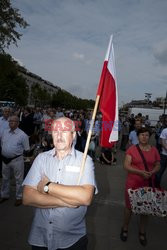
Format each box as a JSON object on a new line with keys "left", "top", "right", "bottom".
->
{"left": 0, "top": 105, "right": 167, "bottom": 249}
{"left": 0, "top": 106, "right": 117, "bottom": 167}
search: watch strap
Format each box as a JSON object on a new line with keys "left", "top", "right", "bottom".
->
{"left": 46, "top": 181, "right": 52, "bottom": 187}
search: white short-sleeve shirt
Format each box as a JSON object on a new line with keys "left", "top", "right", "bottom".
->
{"left": 160, "top": 128, "right": 167, "bottom": 155}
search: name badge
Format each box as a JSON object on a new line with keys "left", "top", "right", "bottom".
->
{"left": 65, "top": 165, "right": 80, "bottom": 173}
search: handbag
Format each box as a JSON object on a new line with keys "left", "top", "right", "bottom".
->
{"left": 128, "top": 144, "right": 167, "bottom": 217}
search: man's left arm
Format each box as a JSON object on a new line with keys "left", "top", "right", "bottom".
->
{"left": 22, "top": 133, "right": 30, "bottom": 155}
{"left": 37, "top": 178, "right": 94, "bottom": 206}
{"left": 37, "top": 156, "right": 97, "bottom": 206}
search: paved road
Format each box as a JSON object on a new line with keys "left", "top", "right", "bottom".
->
{"left": 87, "top": 150, "right": 167, "bottom": 250}
{"left": 0, "top": 148, "right": 167, "bottom": 250}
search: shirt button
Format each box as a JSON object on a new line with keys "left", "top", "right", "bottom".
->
{"left": 49, "top": 221, "right": 52, "bottom": 224}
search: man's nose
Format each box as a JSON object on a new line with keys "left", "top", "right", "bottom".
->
{"left": 57, "top": 131, "right": 63, "bottom": 138}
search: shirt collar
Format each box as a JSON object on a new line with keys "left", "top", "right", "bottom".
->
{"left": 2, "top": 116, "right": 8, "bottom": 121}
{"left": 9, "top": 127, "right": 19, "bottom": 134}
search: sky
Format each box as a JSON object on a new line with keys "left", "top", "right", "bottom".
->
{"left": 8, "top": 0, "right": 167, "bottom": 106}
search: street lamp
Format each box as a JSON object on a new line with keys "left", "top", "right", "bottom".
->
{"left": 145, "top": 93, "right": 152, "bottom": 103}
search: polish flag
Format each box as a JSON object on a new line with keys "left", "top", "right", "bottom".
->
{"left": 97, "top": 35, "right": 118, "bottom": 148}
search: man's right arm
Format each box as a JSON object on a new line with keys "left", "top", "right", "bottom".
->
{"left": 160, "top": 129, "right": 167, "bottom": 151}
{"left": 22, "top": 152, "right": 71, "bottom": 209}
{"left": 23, "top": 185, "right": 76, "bottom": 208}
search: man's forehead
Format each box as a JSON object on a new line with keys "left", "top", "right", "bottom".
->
{"left": 52, "top": 119, "right": 74, "bottom": 131}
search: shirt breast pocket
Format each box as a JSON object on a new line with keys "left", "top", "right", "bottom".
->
{"left": 16, "top": 139, "right": 22, "bottom": 147}
{"left": 63, "top": 165, "right": 80, "bottom": 185}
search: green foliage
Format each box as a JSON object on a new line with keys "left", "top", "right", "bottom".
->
{"left": 0, "top": 54, "right": 94, "bottom": 109}
{"left": 0, "top": 0, "right": 29, "bottom": 52}
{"left": 51, "top": 89, "right": 94, "bottom": 110}
{"left": 31, "top": 83, "right": 52, "bottom": 107}
{"left": 0, "top": 53, "right": 28, "bottom": 105}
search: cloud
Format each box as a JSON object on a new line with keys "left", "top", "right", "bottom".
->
{"left": 153, "top": 39, "right": 167, "bottom": 65}
{"left": 73, "top": 52, "right": 85, "bottom": 60}
{"left": 9, "top": 0, "right": 167, "bottom": 105}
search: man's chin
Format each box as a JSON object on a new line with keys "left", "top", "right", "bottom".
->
{"left": 56, "top": 146, "right": 66, "bottom": 151}
{"left": 56, "top": 147, "right": 65, "bottom": 151}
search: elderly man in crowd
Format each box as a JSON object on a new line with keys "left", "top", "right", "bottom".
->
{"left": 0, "top": 107, "right": 11, "bottom": 177}
{"left": 0, "top": 107, "right": 10, "bottom": 138}
{"left": 23, "top": 117, "right": 97, "bottom": 250}
{"left": 0, "top": 115, "right": 30, "bottom": 206}
{"left": 156, "top": 116, "right": 167, "bottom": 187}
{"left": 128, "top": 119, "right": 142, "bottom": 146}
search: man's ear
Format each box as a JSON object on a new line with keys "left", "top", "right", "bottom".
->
{"left": 72, "top": 131, "right": 76, "bottom": 140}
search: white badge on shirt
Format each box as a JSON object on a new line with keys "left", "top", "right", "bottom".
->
{"left": 65, "top": 165, "right": 80, "bottom": 173}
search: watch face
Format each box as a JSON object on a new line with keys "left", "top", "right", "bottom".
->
{"left": 44, "top": 185, "right": 49, "bottom": 193}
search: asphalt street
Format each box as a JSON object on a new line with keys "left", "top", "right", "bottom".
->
{"left": 0, "top": 148, "right": 167, "bottom": 250}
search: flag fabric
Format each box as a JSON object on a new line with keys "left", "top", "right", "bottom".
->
{"left": 97, "top": 35, "right": 118, "bottom": 148}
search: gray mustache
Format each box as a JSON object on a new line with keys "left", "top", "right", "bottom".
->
{"left": 57, "top": 139, "right": 65, "bottom": 143}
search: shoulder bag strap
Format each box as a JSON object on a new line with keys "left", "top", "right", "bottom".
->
{"left": 136, "top": 144, "right": 152, "bottom": 187}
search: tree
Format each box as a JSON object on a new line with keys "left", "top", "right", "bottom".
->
{"left": 51, "top": 88, "right": 94, "bottom": 110}
{"left": 0, "top": 0, "right": 29, "bottom": 52}
{"left": 0, "top": 53, "right": 28, "bottom": 105}
{"left": 31, "top": 83, "right": 52, "bottom": 107}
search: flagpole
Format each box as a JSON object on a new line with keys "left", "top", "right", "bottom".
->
{"left": 77, "top": 95, "right": 100, "bottom": 185}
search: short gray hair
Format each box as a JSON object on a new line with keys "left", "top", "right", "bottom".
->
{"left": 9, "top": 115, "right": 19, "bottom": 123}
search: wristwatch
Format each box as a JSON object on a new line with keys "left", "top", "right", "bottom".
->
{"left": 44, "top": 181, "right": 52, "bottom": 193}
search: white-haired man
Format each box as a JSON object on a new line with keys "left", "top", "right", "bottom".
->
{"left": 0, "top": 115, "right": 30, "bottom": 206}
{"left": 23, "top": 117, "right": 97, "bottom": 250}
{"left": 0, "top": 107, "right": 10, "bottom": 139}
{"left": 0, "top": 107, "right": 11, "bottom": 177}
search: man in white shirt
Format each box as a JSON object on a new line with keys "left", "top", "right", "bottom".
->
{"left": 128, "top": 119, "right": 142, "bottom": 146}
{"left": 156, "top": 119, "right": 167, "bottom": 186}
{"left": 144, "top": 115, "right": 151, "bottom": 128}
{"left": 0, "top": 107, "right": 10, "bottom": 139}
{"left": 0, "top": 115, "right": 30, "bottom": 206}
{"left": 0, "top": 107, "right": 11, "bottom": 177}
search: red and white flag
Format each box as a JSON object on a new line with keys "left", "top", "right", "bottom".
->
{"left": 97, "top": 35, "right": 118, "bottom": 148}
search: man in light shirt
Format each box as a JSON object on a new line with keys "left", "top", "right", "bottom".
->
{"left": 128, "top": 119, "right": 142, "bottom": 146}
{"left": 156, "top": 117, "right": 167, "bottom": 187}
{"left": 0, "top": 115, "right": 30, "bottom": 206}
{"left": 0, "top": 107, "right": 10, "bottom": 139}
{"left": 23, "top": 117, "right": 97, "bottom": 250}
{"left": 0, "top": 107, "right": 11, "bottom": 177}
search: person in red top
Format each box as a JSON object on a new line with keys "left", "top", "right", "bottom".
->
{"left": 120, "top": 127, "right": 160, "bottom": 246}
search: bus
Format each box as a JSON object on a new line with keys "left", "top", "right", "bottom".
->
{"left": 0, "top": 101, "right": 15, "bottom": 107}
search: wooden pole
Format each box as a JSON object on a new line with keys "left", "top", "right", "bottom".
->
{"left": 77, "top": 95, "right": 100, "bottom": 185}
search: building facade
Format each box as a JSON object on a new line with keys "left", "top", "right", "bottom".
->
{"left": 18, "top": 66, "right": 59, "bottom": 106}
